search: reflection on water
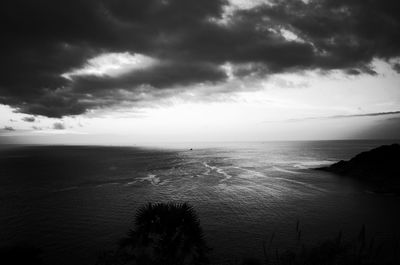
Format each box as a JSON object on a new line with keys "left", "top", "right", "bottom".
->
{"left": 1, "top": 140, "right": 399, "bottom": 264}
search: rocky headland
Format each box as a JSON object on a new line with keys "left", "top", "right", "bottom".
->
{"left": 317, "top": 143, "right": 400, "bottom": 194}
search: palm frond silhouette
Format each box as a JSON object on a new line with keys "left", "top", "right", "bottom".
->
{"left": 119, "top": 202, "right": 210, "bottom": 265}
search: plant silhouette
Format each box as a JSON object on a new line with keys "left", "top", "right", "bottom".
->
{"left": 118, "top": 202, "right": 210, "bottom": 265}
{"left": 0, "top": 245, "right": 43, "bottom": 265}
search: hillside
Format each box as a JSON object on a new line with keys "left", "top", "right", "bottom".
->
{"left": 317, "top": 144, "right": 400, "bottom": 194}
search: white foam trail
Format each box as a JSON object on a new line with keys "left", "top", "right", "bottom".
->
{"left": 293, "top": 164, "right": 307, "bottom": 169}
{"left": 293, "top": 160, "right": 335, "bottom": 169}
{"left": 271, "top": 166, "right": 300, "bottom": 174}
{"left": 95, "top": 182, "right": 121, "bottom": 187}
{"left": 202, "top": 162, "right": 232, "bottom": 181}
{"left": 216, "top": 167, "right": 232, "bottom": 181}
{"left": 123, "top": 180, "right": 138, "bottom": 186}
{"left": 232, "top": 166, "right": 267, "bottom": 178}
{"left": 158, "top": 179, "right": 170, "bottom": 186}
{"left": 139, "top": 174, "right": 161, "bottom": 186}
{"left": 203, "top": 162, "right": 217, "bottom": 171}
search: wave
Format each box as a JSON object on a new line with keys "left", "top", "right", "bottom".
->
{"left": 271, "top": 166, "right": 300, "bottom": 174}
{"left": 231, "top": 166, "right": 267, "bottom": 178}
{"left": 139, "top": 174, "right": 161, "bottom": 186}
{"left": 138, "top": 174, "right": 170, "bottom": 186}
{"left": 293, "top": 160, "right": 335, "bottom": 169}
{"left": 202, "top": 162, "right": 232, "bottom": 181}
{"left": 275, "top": 177, "right": 328, "bottom": 193}
{"left": 123, "top": 180, "right": 138, "bottom": 186}
{"left": 52, "top": 186, "right": 79, "bottom": 192}
{"left": 53, "top": 177, "right": 142, "bottom": 191}
{"left": 52, "top": 174, "right": 169, "bottom": 191}
{"left": 216, "top": 166, "right": 327, "bottom": 195}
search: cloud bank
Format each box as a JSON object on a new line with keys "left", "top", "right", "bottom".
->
{"left": 1, "top": 0, "right": 400, "bottom": 117}
{"left": 285, "top": 110, "right": 400, "bottom": 122}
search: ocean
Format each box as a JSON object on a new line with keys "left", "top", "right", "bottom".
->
{"left": 1, "top": 140, "right": 399, "bottom": 264}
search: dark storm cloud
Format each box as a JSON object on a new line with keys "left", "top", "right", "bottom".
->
{"left": 53, "top": 122, "right": 66, "bottom": 130}
{"left": 1, "top": 0, "right": 400, "bottom": 117}
{"left": 284, "top": 110, "right": 400, "bottom": 122}
{"left": 3, "top": 126, "right": 15, "bottom": 131}
{"left": 73, "top": 62, "right": 227, "bottom": 92}
{"left": 393, "top": 63, "right": 400, "bottom": 73}
{"left": 22, "top": 116, "right": 35, "bottom": 122}
{"left": 336, "top": 111, "right": 400, "bottom": 118}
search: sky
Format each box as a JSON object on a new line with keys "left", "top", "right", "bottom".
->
{"left": 1, "top": 0, "right": 400, "bottom": 144}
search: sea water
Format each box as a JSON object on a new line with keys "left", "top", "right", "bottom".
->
{"left": 1, "top": 140, "right": 399, "bottom": 264}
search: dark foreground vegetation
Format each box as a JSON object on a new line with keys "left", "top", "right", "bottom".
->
{"left": 317, "top": 144, "right": 400, "bottom": 194}
{"left": 257, "top": 225, "right": 400, "bottom": 265}
{"left": 0, "top": 245, "right": 43, "bottom": 265}
{"left": 97, "top": 202, "right": 400, "bottom": 265}
{"left": 2, "top": 202, "right": 399, "bottom": 265}
{"left": 97, "top": 202, "right": 210, "bottom": 265}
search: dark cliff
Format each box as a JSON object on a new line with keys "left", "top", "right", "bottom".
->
{"left": 317, "top": 144, "right": 400, "bottom": 193}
